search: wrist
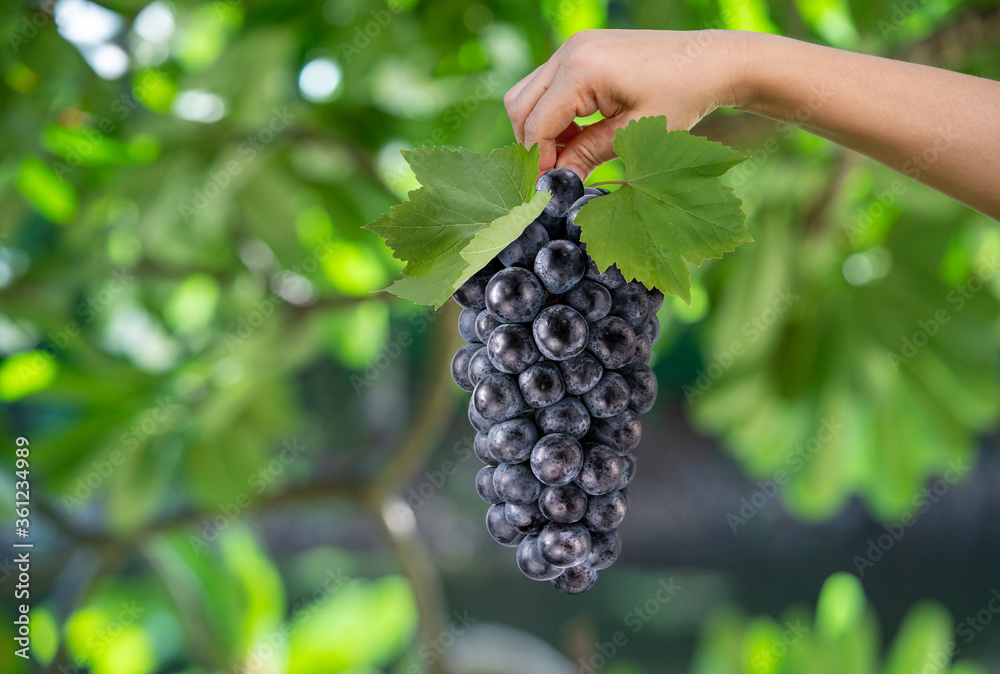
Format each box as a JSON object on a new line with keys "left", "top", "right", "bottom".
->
{"left": 718, "top": 30, "right": 764, "bottom": 111}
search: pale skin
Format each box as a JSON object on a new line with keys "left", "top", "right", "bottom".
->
{"left": 504, "top": 30, "right": 1000, "bottom": 220}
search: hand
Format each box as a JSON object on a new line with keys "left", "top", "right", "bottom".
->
{"left": 503, "top": 29, "right": 743, "bottom": 179}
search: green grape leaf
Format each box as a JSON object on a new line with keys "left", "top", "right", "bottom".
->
{"left": 365, "top": 143, "right": 547, "bottom": 308}
{"left": 459, "top": 190, "right": 551, "bottom": 271}
{"left": 576, "top": 116, "right": 751, "bottom": 303}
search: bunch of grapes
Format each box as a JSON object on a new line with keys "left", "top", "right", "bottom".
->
{"left": 450, "top": 168, "right": 661, "bottom": 595}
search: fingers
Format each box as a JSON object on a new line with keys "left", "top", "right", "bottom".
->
{"left": 504, "top": 61, "right": 560, "bottom": 145}
{"left": 523, "top": 78, "right": 594, "bottom": 173}
{"left": 505, "top": 63, "right": 544, "bottom": 110}
{"left": 555, "top": 116, "right": 629, "bottom": 181}
{"left": 555, "top": 122, "right": 583, "bottom": 147}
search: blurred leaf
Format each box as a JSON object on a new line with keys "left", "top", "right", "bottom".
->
{"left": 16, "top": 158, "right": 77, "bottom": 223}
{"left": 165, "top": 273, "right": 221, "bottom": 334}
{"left": 29, "top": 606, "right": 58, "bottom": 666}
{"left": 816, "top": 573, "right": 866, "bottom": 640}
{"left": 740, "top": 616, "right": 786, "bottom": 674}
{"left": 795, "top": 0, "right": 860, "bottom": 47}
{"left": 286, "top": 575, "right": 417, "bottom": 673}
{"left": 0, "top": 350, "right": 58, "bottom": 401}
{"left": 717, "top": 0, "right": 781, "bottom": 33}
{"left": 883, "top": 602, "right": 954, "bottom": 674}
{"left": 66, "top": 606, "right": 156, "bottom": 674}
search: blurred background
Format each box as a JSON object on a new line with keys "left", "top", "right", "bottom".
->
{"left": 2, "top": 0, "right": 1000, "bottom": 672}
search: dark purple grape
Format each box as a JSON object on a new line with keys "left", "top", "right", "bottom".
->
{"left": 622, "top": 333, "right": 651, "bottom": 372}
{"left": 617, "top": 452, "right": 636, "bottom": 490}
{"left": 584, "top": 186, "right": 610, "bottom": 196}
{"left": 585, "top": 530, "right": 621, "bottom": 570}
{"left": 624, "top": 364, "right": 657, "bottom": 414}
{"left": 583, "top": 489, "right": 627, "bottom": 532}
{"left": 468, "top": 347, "right": 499, "bottom": 387}
{"left": 468, "top": 397, "right": 494, "bottom": 434}
{"left": 476, "top": 466, "right": 503, "bottom": 504}
{"left": 487, "top": 417, "right": 539, "bottom": 463}
{"left": 530, "top": 433, "right": 584, "bottom": 486}
{"left": 458, "top": 307, "right": 480, "bottom": 343}
{"left": 587, "top": 316, "right": 636, "bottom": 370}
{"left": 564, "top": 280, "right": 612, "bottom": 322}
{"left": 536, "top": 167, "right": 584, "bottom": 218}
{"left": 518, "top": 361, "right": 566, "bottom": 408}
{"left": 583, "top": 255, "right": 626, "bottom": 289}
{"left": 451, "top": 344, "right": 481, "bottom": 391}
{"left": 647, "top": 287, "right": 664, "bottom": 313}
{"left": 551, "top": 564, "right": 598, "bottom": 594}
{"left": 453, "top": 259, "right": 503, "bottom": 310}
{"left": 538, "top": 484, "right": 588, "bottom": 523}
{"left": 473, "top": 372, "right": 524, "bottom": 422}
{"left": 533, "top": 211, "right": 566, "bottom": 240}
{"left": 581, "top": 372, "right": 630, "bottom": 419}
{"left": 485, "top": 267, "right": 546, "bottom": 323}
{"left": 621, "top": 486, "right": 631, "bottom": 509}
{"left": 557, "top": 352, "right": 603, "bottom": 396}
{"left": 535, "top": 397, "right": 591, "bottom": 438}
{"left": 644, "top": 314, "right": 660, "bottom": 345}
{"left": 565, "top": 194, "right": 599, "bottom": 243}
{"left": 576, "top": 443, "right": 623, "bottom": 496}
{"left": 505, "top": 501, "right": 547, "bottom": 534}
{"left": 532, "top": 304, "right": 589, "bottom": 361}
{"left": 474, "top": 432, "right": 499, "bottom": 466}
{"left": 534, "top": 240, "right": 586, "bottom": 294}
{"left": 493, "top": 462, "right": 543, "bottom": 505}
{"left": 588, "top": 409, "right": 642, "bottom": 454}
{"left": 487, "top": 323, "right": 540, "bottom": 374}
{"left": 537, "top": 521, "right": 592, "bottom": 567}
{"left": 475, "top": 309, "right": 502, "bottom": 344}
{"left": 498, "top": 222, "right": 549, "bottom": 268}
{"left": 516, "top": 535, "right": 562, "bottom": 581}
{"left": 609, "top": 281, "right": 650, "bottom": 329}
{"left": 486, "top": 503, "right": 524, "bottom": 546}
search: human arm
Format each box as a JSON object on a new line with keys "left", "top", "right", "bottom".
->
{"left": 504, "top": 29, "right": 1000, "bottom": 219}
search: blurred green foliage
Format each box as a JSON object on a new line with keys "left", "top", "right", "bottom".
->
{"left": 0, "top": 0, "right": 998, "bottom": 672}
{"left": 692, "top": 573, "right": 987, "bottom": 674}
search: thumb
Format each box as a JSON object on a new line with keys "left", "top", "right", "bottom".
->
{"left": 555, "top": 116, "right": 630, "bottom": 181}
